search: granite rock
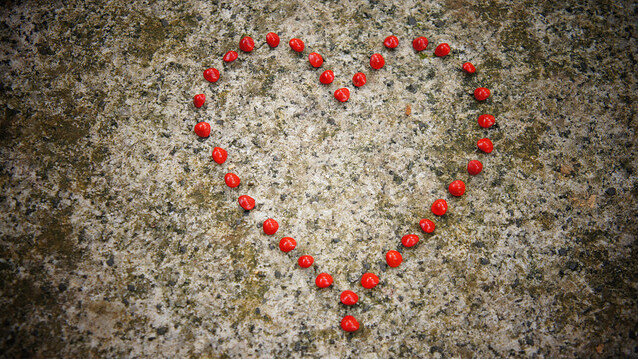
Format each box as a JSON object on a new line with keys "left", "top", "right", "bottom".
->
{"left": 0, "top": 0, "right": 636, "bottom": 357}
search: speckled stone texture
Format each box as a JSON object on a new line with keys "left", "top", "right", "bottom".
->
{"left": 1, "top": 0, "right": 637, "bottom": 357}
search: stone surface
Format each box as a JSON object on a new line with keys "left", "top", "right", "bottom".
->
{"left": 1, "top": 0, "right": 637, "bottom": 357}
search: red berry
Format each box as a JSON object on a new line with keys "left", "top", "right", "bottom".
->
{"left": 412, "top": 37, "right": 428, "bottom": 51}
{"left": 289, "top": 38, "right": 304, "bottom": 52}
{"left": 341, "top": 315, "right": 360, "bottom": 332}
{"left": 449, "top": 180, "right": 466, "bottom": 197}
{"left": 431, "top": 199, "right": 448, "bottom": 216}
{"left": 266, "top": 32, "right": 280, "bottom": 48}
{"left": 340, "top": 290, "right": 358, "bottom": 305}
{"left": 193, "top": 94, "right": 206, "bottom": 108}
{"left": 223, "top": 51, "right": 238, "bottom": 62}
{"left": 478, "top": 114, "right": 495, "bottom": 128}
{"left": 386, "top": 250, "right": 402, "bottom": 268}
{"left": 419, "top": 219, "right": 435, "bottom": 233}
{"left": 401, "top": 234, "right": 419, "bottom": 247}
{"left": 224, "top": 173, "right": 240, "bottom": 188}
{"left": 352, "top": 72, "right": 366, "bottom": 87}
{"left": 298, "top": 255, "right": 314, "bottom": 268}
{"left": 194, "top": 122, "right": 210, "bottom": 138}
{"left": 462, "top": 62, "right": 476, "bottom": 74}
{"left": 320, "top": 70, "right": 334, "bottom": 84}
{"left": 361, "top": 273, "right": 379, "bottom": 289}
{"left": 203, "top": 68, "right": 220, "bottom": 83}
{"left": 263, "top": 218, "right": 279, "bottom": 235}
{"left": 239, "top": 36, "right": 255, "bottom": 52}
{"left": 474, "top": 87, "right": 491, "bottom": 101}
{"left": 308, "top": 52, "right": 323, "bottom": 68}
{"left": 370, "top": 53, "right": 385, "bottom": 70}
{"left": 384, "top": 35, "right": 399, "bottom": 49}
{"left": 279, "top": 237, "right": 296, "bottom": 252}
{"left": 238, "top": 195, "right": 255, "bottom": 210}
{"left": 334, "top": 88, "right": 350, "bottom": 102}
{"left": 467, "top": 160, "right": 483, "bottom": 175}
{"left": 212, "top": 147, "right": 227, "bottom": 164}
{"left": 315, "top": 273, "right": 333, "bottom": 288}
{"left": 477, "top": 138, "right": 494, "bottom": 153}
{"left": 435, "top": 43, "right": 450, "bottom": 57}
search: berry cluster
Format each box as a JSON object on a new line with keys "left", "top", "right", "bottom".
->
{"left": 190, "top": 33, "right": 496, "bottom": 333}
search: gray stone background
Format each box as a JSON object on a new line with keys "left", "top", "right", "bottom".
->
{"left": 1, "top": 0, "right": 636, "bottom": 357}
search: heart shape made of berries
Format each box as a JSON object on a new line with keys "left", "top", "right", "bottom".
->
{"left": 190, "top": 32, "right": 496, "bottom": 333}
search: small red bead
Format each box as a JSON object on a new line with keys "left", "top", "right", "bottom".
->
{"left": 431, "top": 199, "right": 448, "bottom": 216}
{"left": 315, "top": 273, "right": 333, "bottom": 288}
{"left": 385, "top": 250, "right": 402, "bottom": 268}
{"left": 449, "top": 180, "right": 466, "bottom": 197}
{"left": 370, "top": 53, "right": 385, "bottom": 70}
{"left": 474, "top": 87, "right": 491, "bottom": 101}
{"left": 334, "top": 88, "right": 350, "bottom": 102}
{"left": 193, "top": 94, "right": 206, "bottom": 108}
{"left": 361, "top": 273, "right": 379, "bottom": 289}
{"left": 478, "top": 114, "right": 496, "bottom": 128}
{"left": 279, "top": 237, "right": 297, "bottom": 252}
{"left": 203, "top": 68, "right": 220, "bottom": 83}
{"left": 239, "top": 36, "right": 255, "bottom": 52}
{"left": 341, "top": 315, "right": 360, "bottom": 332}
{"left": 289, "top": 38, "right": 304, "bottom": 52}
{"left": 266, "top": 32, "right": 280, "bottom": 48}
{"left": 477, "top": 138, "right": 494, "bottom": 153}
{"left": 238, "top": 195, "right": 255, "bottom": 210}
{"left": 340, "top": 290, "right": 359, "bottom": 305}
{"left": 212, "top": 147, "right": 227, "bottom": 164}
{"left": 298, "top": 255, "right": 314, "bottom": 268}
{"left": 263, "top": 218, "right": 279, "bottom": 235}
{"left": 401, "top": 234, "right": 419, "bottom": 247}
{"left": 384, "top": 35, "right": 399, "bottom": 49}
{"left": 194, "top": 122, "right": 210, "bottom": 138}
{"left": 419, "top": 219, "right": 435, "bottom": 233}
{"left": 435, "top": 43, "right": 450, "bottom": 57}
{"left": 224, "top": 173, "right": 240, "bottom": 188}
{"left": 223, "top": 51, "right": 238, "bottom": 62}
{"left": 319, "top": 70, "right": 335, "bottom": 84}
{"left": 412, "top": 36, "right": 428, "bottom": 51}
{"left": 352, "top": 72, "right": 366, "bottom": 87}
{"left": 308, "top": 52, "right": 323, "bottom": 68}
{"left": 468, "top": 160, "right": 483, "bottom": 175}
{"left": 462, "top": 62, "right": 476, "bottom": 74}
